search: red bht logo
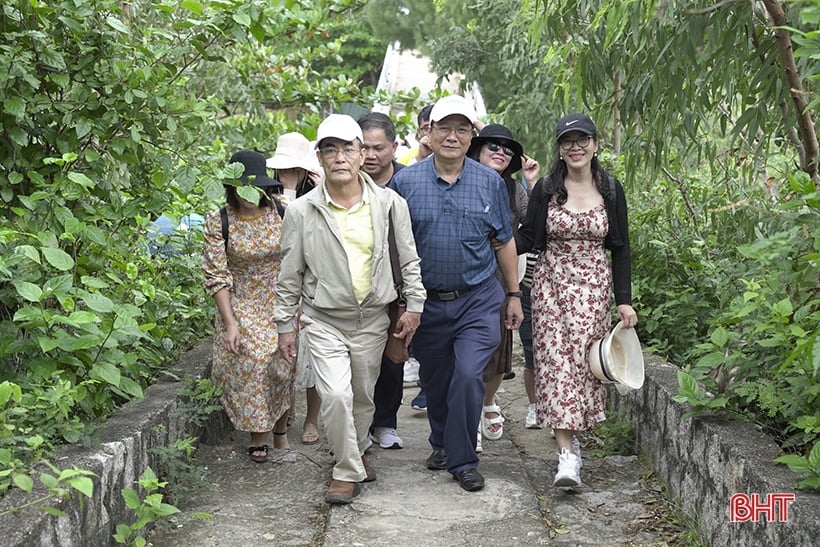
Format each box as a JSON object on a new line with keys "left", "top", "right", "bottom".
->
{"left": 730, "top": 493, "right": 795, "bottom": 522}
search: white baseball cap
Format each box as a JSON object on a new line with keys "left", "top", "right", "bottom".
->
{"left": 315, "top": 114, "right": 363, "bottom": 148}
{"left": 429, "top": 95, "right": 477, "bottom": 124}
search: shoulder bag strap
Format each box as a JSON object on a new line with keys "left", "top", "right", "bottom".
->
{"left": 387, "top": 206, "right": 405, "bottom": 304}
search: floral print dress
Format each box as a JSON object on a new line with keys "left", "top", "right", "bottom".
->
{"left": 531, "top": 200, "right": 612, "bottom": 431}
{"left": 202, "top": 207, "right": 294, "bottom": 433}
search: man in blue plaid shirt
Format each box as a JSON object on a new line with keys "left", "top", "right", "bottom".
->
{"left": 390, "top": 95, "right": 523, "bottom": 493}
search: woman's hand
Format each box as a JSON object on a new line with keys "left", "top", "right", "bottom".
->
{"left": 617, "top": 304, "right": 638, "bottom": 329}
{"left": 224, "top": 322, "right": 241, "bottom": 354}
{"left": 521, "top": 154, "right": 541, "bottom": 189}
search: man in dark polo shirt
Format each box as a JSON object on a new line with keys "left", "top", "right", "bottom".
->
{"left": 357, "top": 112, "right": 407, "bottom": 450}
{"left": 390, "top": 95, "right": 523, "bottom": 492}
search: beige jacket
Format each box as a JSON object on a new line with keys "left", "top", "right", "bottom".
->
{"left": 274, "top": 172, "right": 425, "bottom": 333}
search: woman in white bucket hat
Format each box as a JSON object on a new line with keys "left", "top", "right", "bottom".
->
{"left": 267, "top": 132, "right": 323, "bottom": 203}
{"left": 516, "top": 113, "right": 638, "bottom": 488}
{"left": 267, "top": 132, "right": 324, "bottom": 446}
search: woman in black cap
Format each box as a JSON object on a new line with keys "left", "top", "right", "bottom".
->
{"left": 467, "top": 125, "right": 540, "bottom": 451}
{"left": 202, "top": 150, "right": 292, "bottom": 464}
{"left": 516, "top": 113, "right": 637, "bottom": 487}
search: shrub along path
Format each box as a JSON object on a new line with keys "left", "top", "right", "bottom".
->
{"left": 148, "top": 342, "right": 685, "bottom": 546}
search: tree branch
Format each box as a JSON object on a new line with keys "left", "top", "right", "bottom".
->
{"left": 762, "top": 0, "right": 819, "bottom": 185}
{"left": 662, "top": 166, "right": 700, "bottom": 235}
{"left": 685, "top": 0, "right": 745, "bottom": 15}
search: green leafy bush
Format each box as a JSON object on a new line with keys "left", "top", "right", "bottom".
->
{"left": 0, "top": 0, "right": 423, "bottom": 499}
{"left": 113, "top": 467, "right": 180, "bottom": 547}
{"left": 634, "top": 165, "right": 819, "bottom": 487}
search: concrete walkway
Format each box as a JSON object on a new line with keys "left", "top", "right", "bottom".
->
{"left": 148, "top": 346, "right": 680, "bottom": 546}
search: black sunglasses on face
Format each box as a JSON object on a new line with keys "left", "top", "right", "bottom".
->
{"left": 486, "top": 142, "right": 515, "bottom": 157}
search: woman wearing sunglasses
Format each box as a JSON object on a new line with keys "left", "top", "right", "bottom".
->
{"left": 516, "top": 113, "right": 637, "bottom": 488}
{"left": 466, "top": 124, "right": 540, "bottom": 452}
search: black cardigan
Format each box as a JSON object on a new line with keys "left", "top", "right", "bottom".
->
{"left": 515, "top": 176, "right": 632, "bottom": 306}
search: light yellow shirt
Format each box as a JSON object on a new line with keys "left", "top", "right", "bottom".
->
{"left": 397, "top": 146, "right": 419, "bottom": 166}
{"left": 325, "top": 184, "right": 374, "bottom": 303}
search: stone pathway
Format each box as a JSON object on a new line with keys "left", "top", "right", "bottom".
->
{"left": 148, "top": 340, "right": 684, "bottom": 546}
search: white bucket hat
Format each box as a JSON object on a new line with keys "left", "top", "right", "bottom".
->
{"left": 266, "top": 132, "right": 321, "bottom": 174}
{"left": 588, "top": 321, "right": 644, "bottom": 393}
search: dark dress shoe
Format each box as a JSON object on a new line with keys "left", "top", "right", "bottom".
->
{"left": 453, "top": 469, "right": 485, "bottom": 492}
{"left": 426, "top": 448, "right": 447, "bottom": 470}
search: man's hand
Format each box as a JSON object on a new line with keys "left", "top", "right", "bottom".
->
{"left": 393, "top": 310, "right": 421, "bottom": 348}
{"left": 505, "top": 298, "right": 523, "bottom": 330}
{"left": 278, "top": 331, "right": 298, "bottom": 364}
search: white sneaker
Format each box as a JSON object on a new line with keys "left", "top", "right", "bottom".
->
{"left": 572, "top": 435, "right": 583, "bottom": 469}
{"left": 403, "top": 358, "right": 420, "bottom": 384}
{"left": 553, "top": 447, "right": 581, "bottom": 487}
{"left": 475, "top": 428, "right": 483, "bottom": 453}
{"left": 524, "top": 403, "right": 541, "bottom": 429}
{"left": 369, "top": 427, "right": 404, "bottom": 449}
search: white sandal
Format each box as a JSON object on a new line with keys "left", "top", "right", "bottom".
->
{"left": 481, "top": 404, "right": 504, "bottom": 440}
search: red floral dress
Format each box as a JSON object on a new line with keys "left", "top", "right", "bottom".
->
{"left": 531, "top": 200, "right": 611, "bottom": 431}
{"left": 202, "top": 207, "right": 294, "bottom": 433}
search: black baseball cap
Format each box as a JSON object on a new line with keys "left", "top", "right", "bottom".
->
{"left": 555, "top": 113, "right": 597, "bottom": 141}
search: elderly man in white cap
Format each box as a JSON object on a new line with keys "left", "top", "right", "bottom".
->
{"left": 390, "top": 95, "right": 523, "bottom": 493}
{"left": 274, "top": 114, "right": 425, "bottom": 505}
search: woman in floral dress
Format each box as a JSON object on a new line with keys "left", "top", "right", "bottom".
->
{"left": 267, "top": 132, "right": 324, "bottom": 446}
{"left": 516, "top": 114, "right": 637, "bottom": 487}
{"left": 202, "top": 150, "right": 294, "bottom": 464}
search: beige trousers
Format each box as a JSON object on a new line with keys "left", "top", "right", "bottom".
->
{"left": 302, "top": 311, "right": 389, "bottom": 482}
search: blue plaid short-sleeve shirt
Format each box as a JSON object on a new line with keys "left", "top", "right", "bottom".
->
{"left": 390, "top": 155, "right": 512, "bottom": 290}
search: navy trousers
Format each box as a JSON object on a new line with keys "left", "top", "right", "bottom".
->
{"left": 412, "top": 278, "right": 504, "bottom": 474}
{"left": 371, "top": 355, "right": 404, "bottom": 430}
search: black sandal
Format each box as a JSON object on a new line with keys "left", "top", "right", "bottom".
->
{"left": 248, "top": 445, "right": 269, "bottom": 463}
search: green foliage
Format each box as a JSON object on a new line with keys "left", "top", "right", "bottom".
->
{"left": 636, "top": 164, "right": 820, "bottom": 469}
{"left": 150, "top": 436, "right": 211, "bottom": 503}
{"left": 775, "top": 440, "right": 820, "bottom": 491}
{"left": 0, "top": 0, "right": 404, "bottom": 497}
{"left": 175, "top": 377, "right": 223, "bottom": 431}
{"left": 365, "top": 0, "right": 438, "bottom": 50}
{"left": 588, "top": 403, "right": 637, "bottom": 457}
{"left": 0, "top": 459, "right": 95, "bottom": 518}
{"left": 113, "top": 467, "right": 181, "bottom": 547}
{"left": 519, "top": 0, "right": 818, "bottom": 180}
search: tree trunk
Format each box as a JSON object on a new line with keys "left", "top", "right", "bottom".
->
{"left": 762, "top": 0, "right": 819, "bottom": 185}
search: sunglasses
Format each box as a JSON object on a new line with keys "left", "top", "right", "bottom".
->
{"left": 486, "top": 142, "right": 515, "bottom": 157}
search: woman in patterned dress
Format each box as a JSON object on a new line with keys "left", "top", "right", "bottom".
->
{"left": 267, "top": 133, "right": 323, "bottom": 446}
{"left": 516, "top": 114, "right": 637, "bottom": 487}
{"left": 202, "top": 150, "right": 294, "bottom": 464}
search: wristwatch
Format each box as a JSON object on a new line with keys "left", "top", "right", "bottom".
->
{"left": 506, "top": 291, "right": 522, "bottom": 298}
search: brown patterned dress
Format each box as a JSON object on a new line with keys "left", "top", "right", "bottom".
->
{"left": 202, "top": 206, "right": 294, "bottom": 432}
{"left": 531, "top": 200, "right": 611, "bottom": 431}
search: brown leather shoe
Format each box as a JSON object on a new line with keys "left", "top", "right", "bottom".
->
{"left": 324, "top": 480, "right": 362, "bottom": 505}
{"left": 361, "top": 456, "right": 377, "bottom": 483}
